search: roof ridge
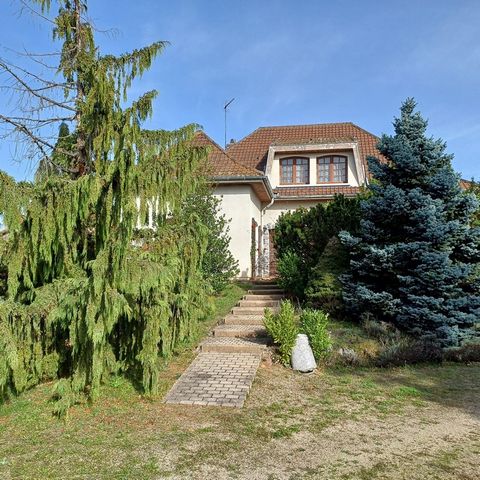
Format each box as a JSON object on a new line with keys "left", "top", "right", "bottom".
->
{"left": 257, "top": 121, "right": 354, "bottom": 129}
{"left": 347, "top": 122, "right": 380, "bottom": 140}
{"left": 228, "top": 122, "right": 379, "bottom": 151}
{"left": 198, "top": 130, "right": 263, "bottom": 177}
{"left": 195, "top": 130, "right": 225, "bottom": 153}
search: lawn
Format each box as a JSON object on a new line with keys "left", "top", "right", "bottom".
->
{"left": 0, "top": 284, "right": 479, "bottom": 480}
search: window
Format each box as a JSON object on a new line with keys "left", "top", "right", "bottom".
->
{"left": 280, "top": 157, "right": 309, "bottom": 184}
{"left": 317, "top": 156, "right": 348, "bottom": 183}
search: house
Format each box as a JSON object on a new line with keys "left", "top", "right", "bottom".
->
{"left": 197, "top": 122, "right": 383, "bottom": 279}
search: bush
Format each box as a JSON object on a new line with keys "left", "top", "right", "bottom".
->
{"left": 264, "top": 300, "right": 299, "bottom": 366}
{"left": 300, "top": 309, "right": 332, "bottom": 360}
{"left": 183, "top": 191, "right": 239, "bottom": 293}
{"left": 443, "top": 342, "right": 480, "bottom": 363}
{"left": 361, "top": 316, "right": 402, "bottom": 342}
{"left": 274, "top": 195, "right": 362, "bottom": 300}
{"left": 276, "top": 251, "right": 307, "bottom": 299}
{"left": 305, "top": 237, "right": 349, "bottom": 315}
{"left": 374, "top": 339, "right": 443, "bottom": 367}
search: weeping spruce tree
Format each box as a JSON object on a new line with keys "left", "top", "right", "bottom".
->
{"left": 341, "top": 99, "right": 480, "bottom": 346}
{"left": 0, "top": 0, "right": 213, "bottom": 414}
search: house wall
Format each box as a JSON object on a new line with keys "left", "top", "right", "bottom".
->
{"left": 214, "top": 185, "right": 335, "bottom": 279}
{"left": 214, "top": 184, "right": 262, "bottom": 279}
{"left": 261, "top": 199, "right": 326, "bottom": 228}
{"left": 269, "top": 151, "right": 359, "bottom": 189}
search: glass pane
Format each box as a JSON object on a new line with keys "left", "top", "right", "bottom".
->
{"left": 317, "top": 157, "right": 330, "bottom": 182}
{"left": 295, "top": 161, "right": 309, "bottom": 183}
{"left": 333, "top": 157, "right": 347, "bottom": 182}
{"left": 282, "top": 164, "right": 293, "bottom": 183}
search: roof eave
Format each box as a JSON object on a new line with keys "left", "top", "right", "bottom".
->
{"left": 211, "top": 175, "right": 274, "bottom": 200}
{"left": 274, "top": 193, "right": 359, "bottom": 200}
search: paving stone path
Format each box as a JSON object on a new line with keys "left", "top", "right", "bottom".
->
{"left": 164, "top": 282, "right": 285, "bottom": 407}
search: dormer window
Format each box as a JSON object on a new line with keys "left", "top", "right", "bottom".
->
{"left": 280, "top": 157, "right": 309, "bottom": 185}
{"left": 317, "top": 155, "right": 348, "bottom": 183}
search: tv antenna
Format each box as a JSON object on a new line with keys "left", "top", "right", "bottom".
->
{"left": 224, "top": 97, "right": 235, "bottom": 149}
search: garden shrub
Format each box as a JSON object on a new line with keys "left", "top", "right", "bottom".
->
{"left": 183, "top": 191, "right": 239, "bottom": 294}
{"left": 374, "top": 339, "right": 443, "bottom": 367}
{"left": 276, "top": 251, "right": 307, "bottom": 299}
{"left": 264, "top": 300, "right": 299, "bottom": 366}
{"left": 443, "top": 342, "right": 480, "bottom": 363}
{"left": 361, "top": 316, "right": 402, "bottom": 343}
{"left": 274, "top": 195, "right": 361, "bottom": 301}
{"left": 300, "top": 309, "right": 332, "bottom": 360}
{"left": 305, "top": 237, "right": 349, "bottom": 315}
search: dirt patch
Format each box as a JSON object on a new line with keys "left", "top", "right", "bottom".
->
{"left": 151, "top": 363, "right": 480, "bottom": 480}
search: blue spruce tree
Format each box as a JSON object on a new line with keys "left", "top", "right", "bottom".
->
{"left": 340, "top": 99, "right": 480, "bottom": 346}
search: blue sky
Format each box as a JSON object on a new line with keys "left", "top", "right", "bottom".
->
{"left": 1, "top": 0, "right": 479, "bottom": 180}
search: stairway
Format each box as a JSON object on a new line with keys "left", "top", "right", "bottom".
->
{"left": 164, "top": 282, "right": 286, "bottom": 407}
{"left": 200, "top": 282, "right": 285, "bottom": 354}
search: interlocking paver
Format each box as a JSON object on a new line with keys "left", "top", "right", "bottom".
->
{"left": 165, "top": 352, "right": 261, "bottom": 407}
{"left": 164, "top": 283, "right": 285, "bottom": 408}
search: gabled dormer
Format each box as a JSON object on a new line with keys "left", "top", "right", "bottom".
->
{"left": 265, "top": 137, "right": 367, "bottom": 192}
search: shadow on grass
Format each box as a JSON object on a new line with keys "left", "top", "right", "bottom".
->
{"left": 325, "top": 361, "right": 480, "bottom": 421}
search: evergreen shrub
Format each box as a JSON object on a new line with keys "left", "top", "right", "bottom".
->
{"left": 274, "top": 195, "right": 361, "bottom": 302}
{"left": 300, "top": 309, "right": 332, "bottom": 360}
{"left": 305, "top": 237, "right": 349, "bottom": 315}
{"left": 183, "top": 191, "right": 239, "bottom": 294}
{"left": 276, "top": 251, "right": 307, "bottom": 299}
{"left": 264, "top": 300, "right": 299, "bottom": 366}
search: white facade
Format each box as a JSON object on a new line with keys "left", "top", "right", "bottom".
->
{"left": 214, "top": 184, "right": 261, "bottom": 278}
{"left": 213, "top": 142, "right": 366, "bottom": 279}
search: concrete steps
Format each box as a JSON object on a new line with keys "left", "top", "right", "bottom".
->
{"left": 243, "top": 294, "right": 284, "bottom": 301}
{"left": 167, "top": 281, "right": 285, "bottom": 408}
{"left": 202, "top": 282, "right": 286, "bottom": 354}
{"left": 231, "top": 306, "right": 277, "bottom": 315}
{"left": 248, "top": 288, "right": 285, "bottom": 296}
{"left": 200, "top": 337, "right": 267, "bottom": 354}
{"left": 238, "top": 299, "right": 280, "bottom": 308}
{"left": 214, "top": 324, "right": 267, "bottom": 338}
{"left": 224, "top": 314, "right": 264, "bottom": 325}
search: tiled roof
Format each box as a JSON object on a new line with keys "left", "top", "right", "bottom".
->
{"left": 194, "top": 131, "right": 263, "bottom": 177}
{"left": 274, "top": 185, "right": 362, "bottom": 199}
{"left": 460, "top": 179, "right": 473, "bottom": 190}
{"left": 226, "top": 122, "right": 383, "bottom": 173}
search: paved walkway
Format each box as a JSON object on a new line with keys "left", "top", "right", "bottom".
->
{"left": 164, "top": 283, "right": 284, "bottom": 407}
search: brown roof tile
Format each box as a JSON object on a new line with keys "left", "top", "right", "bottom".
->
{"left": 194, "top": 131, "right": 263, "bottom": 177}
{"left": 274, "top": 185, "right": 361, "bottom": 199}
{"left": 226, "top": 122, "right": 384, "bottom": 173}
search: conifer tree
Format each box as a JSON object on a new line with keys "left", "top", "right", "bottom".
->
{"left": 0, "top": 0, "right": 213, "bottom": 413}
{"left": 341, "top": 99, "right": 480, "bottom": 346}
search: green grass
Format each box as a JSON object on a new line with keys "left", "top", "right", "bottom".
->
{"left": 0, "top": 283, "right": 479, "bottom": 480}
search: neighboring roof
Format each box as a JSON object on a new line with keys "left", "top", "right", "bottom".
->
{"left": 193, "top": 131, "right": 263, "bottom": 177}
{"left": 274, "top": 185, "right": 361, "bottom": 199}
{"left": 226, "top": 122, "right": 383, "bottom": 173}
{"left": 460, "top": 179, "right": 474, "bottom": 190}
